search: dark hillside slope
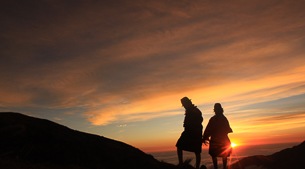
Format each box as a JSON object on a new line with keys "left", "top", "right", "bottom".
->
{"left": 230, "top": 141, "right": 305, "bottom": 169}
{"left": 0, "top": 112, "right": 175, "bottom": 169}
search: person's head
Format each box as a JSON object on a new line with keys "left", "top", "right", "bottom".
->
{"left": 214, "top": 103, "right": 224, "bottom": 115}
{"left": 181, "top": 97, "right": 193, "bottom": 109}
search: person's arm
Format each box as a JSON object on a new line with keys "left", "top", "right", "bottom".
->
{"left": 202, "top": 119, "right": 212, "bottom": 145}
{"left": 224, "top": 117, "right": 233, "bottom": 134}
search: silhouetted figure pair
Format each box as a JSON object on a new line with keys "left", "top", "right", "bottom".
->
{"left": 176, "top": 97, "right": 232, "bottom": 169}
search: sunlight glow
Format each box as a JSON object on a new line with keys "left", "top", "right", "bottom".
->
{"left": 231, "top": 142, "right": 237, "bottom": 148}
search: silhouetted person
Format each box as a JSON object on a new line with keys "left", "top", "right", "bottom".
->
{"left": 176, "top": 97, "right": 203, "bottom": 169}
{"left": 203, "top": 103, "right": 232, "bottom": 169}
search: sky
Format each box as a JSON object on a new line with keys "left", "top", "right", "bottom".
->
{"left": 1, "top": 0, "right": 305, "bottom": 152}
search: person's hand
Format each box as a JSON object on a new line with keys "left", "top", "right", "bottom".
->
{"left": 202, "top": 139, "right": 209, "bottom": 146}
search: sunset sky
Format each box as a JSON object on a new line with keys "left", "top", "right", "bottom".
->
{"left": 1, "top": 0, "right": 305, "bottom": 152}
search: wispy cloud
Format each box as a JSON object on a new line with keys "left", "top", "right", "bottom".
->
{"left": 1, "top": 0, "right": 305, "bottom": 135}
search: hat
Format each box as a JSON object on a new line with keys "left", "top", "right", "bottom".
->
{"left": 181, "top": 96, "right": 192, "bottom": 105}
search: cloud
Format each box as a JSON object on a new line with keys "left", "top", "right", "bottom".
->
{"left": 1, "top": 0, "right": 305, "bottom": 129}
{"left": 255, "top": 111, "right": 305, "bottom": 123}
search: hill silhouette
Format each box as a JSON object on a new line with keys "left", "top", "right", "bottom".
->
{"left": 0, "top": 112, "right": 180, "bottom": 169}
{"left": 230, "top": 140, "right": 305, "bottom": 169}
{"left": 2, "top": 112, "right": 303, "bottom": 169}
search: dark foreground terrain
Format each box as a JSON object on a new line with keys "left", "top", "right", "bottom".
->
{"left": 0, "top": 112, "right": 180, "bottom": 169}
{"left": 1, "top": 112, "right": 304, "bottom": 169}
{"left": 229, "top": 140, "right": 305, "bottom": 169}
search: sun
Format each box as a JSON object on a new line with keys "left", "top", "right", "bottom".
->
{"left": 231, "top": 142, "right": 237, "bottom": 148}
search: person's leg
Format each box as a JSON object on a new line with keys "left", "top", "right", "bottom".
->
{"left": 212, "top": 156, "right": 218, "bottom": 169}
{"left": 222, "top": 157, "right": 227, "bottom": 169}
{"left": 177, "top": 148, "right": 183, "bottom": 165}
{"left": 195, "top": 152, "right": 201, "bottom": 169}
